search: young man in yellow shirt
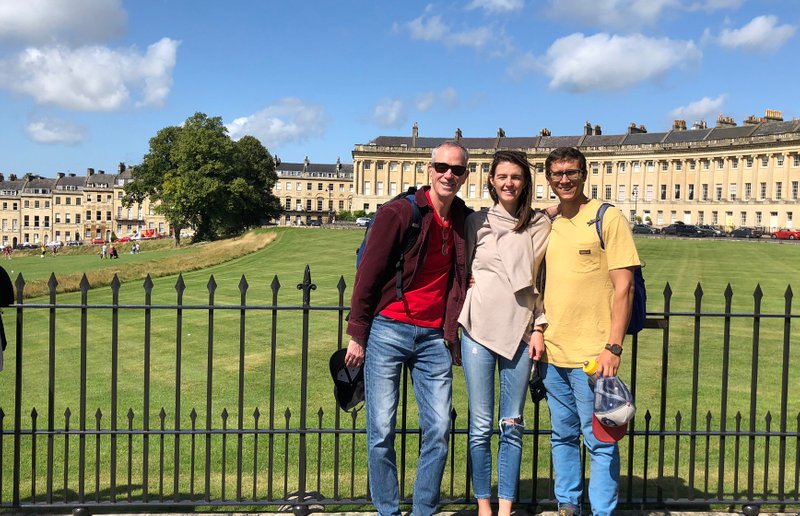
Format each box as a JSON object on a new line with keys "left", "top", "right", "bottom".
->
{"left": 541, "top": 147, "right": 640, "bottom": 516}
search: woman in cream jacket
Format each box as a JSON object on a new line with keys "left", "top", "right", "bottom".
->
{"left": 458, "top": 150, "right": 550, "bottom": 516}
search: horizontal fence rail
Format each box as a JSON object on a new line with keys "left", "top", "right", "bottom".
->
{"left": 0, "top": 268, "right": 798, "bottom": 514}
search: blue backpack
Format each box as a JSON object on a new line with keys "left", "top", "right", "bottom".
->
{"left": 592, "top": 203, "right": 647, "bottom": 334}
{"left": 355, "top": 187, "right": 422, "bottom": 300}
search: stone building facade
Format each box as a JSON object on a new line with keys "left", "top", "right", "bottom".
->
{"left": 0, "top": 163, "right": 169, "bottom": 248}
{"left": 351, "top": 110, "right": 800, "bottom": 231}
{"left": 272, "top": 157, "right": 354, "bottom": 225}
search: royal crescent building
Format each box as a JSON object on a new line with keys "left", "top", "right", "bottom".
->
{"left": 351, "top": 110, "right": 800, "bottom": 231}
{"left": 272, "top": 157, "right": 354, "bottom": 226}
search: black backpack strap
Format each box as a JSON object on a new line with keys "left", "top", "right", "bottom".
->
{"left": 394, "top": 192, "right": 421, "bottom": 299}
{"left": 588, "top": 203, "right": 613, "bottom": 250}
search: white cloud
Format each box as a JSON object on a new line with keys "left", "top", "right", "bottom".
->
{"left": 0, "top": 38, "right": 179, "bottom": 111}
{"left": 669, "top": 95, "right": 727, "bottom": 124}
{"left": 397, "top": 9, "right": 510, "bottom": 53}
{"left": 226, "top": 97, "right": 327, "bottom": 147}
{"left": 546, "top": 0, "right": 680, "bottom": 30}
{"left": 466, "top": 0, "right": 524, "bottom": 14}
{"left": 718, "top": 15, "right": 796, "bottom": 52}
{"left": 0, "top": 0, "right": 127, "bottom": 46}
{"left": 372, "top": 98, "right": 407, "bottom": 128}
{"left": 26, "top": 117, "right": 87, "bottom": 144}
{"left": 687, "top": 0, "right": 745, "bottom": 12}
{"left": 542, "top": 33, "right": 701, "bottom": 92}
{"left": 415, "top": 87, "right": 459, "bottom": 112}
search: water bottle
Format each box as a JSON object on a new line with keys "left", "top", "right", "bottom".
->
{"left": 583, "top": 359, "right": 599, "bottom": 385}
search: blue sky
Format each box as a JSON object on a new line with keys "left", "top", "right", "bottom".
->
{"left": 1, "top": 0, "right": 797, "bottom": 176}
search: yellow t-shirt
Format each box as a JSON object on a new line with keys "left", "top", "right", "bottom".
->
{"left": 543, "top": 200, "right": 640, "bottom": 368}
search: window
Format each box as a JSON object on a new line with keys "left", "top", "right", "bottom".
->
{"left": 688, "top": 184, "right": 694, "bottom": 200}
{"left": 702, "top": 184, "right": 709, "bottom": 201}
{"left": 731, "top": 158, "right": 738, "bottom": 169}
{"left": 34, "top": 216, "right": 39, "bottom": 228}
{"left": 761, "top": 156, "right": 769, "bottom": 167}
{"left": 703, "top": 160, "right": 709, "bottom": 170}
{"left": 788, "top": 211, "right": 794, "bottom": 226}
{"left": 306, "top": 199, "right": 312, "bottom": 211}
{"left": 760, "top": 182, "right": 767, "bottom": 200}
{"left": 794, "top": 156, "right": 800, "bottom": 167}
{"left": 604, "top": 186, "right": 612, "bottom": 200}
{"left": 416, "top": 162, "right": 425, "bottom": 173}
{"left": 777, "top": 155, "right": 784, "bottom": 166}
{"left": 23, "top": 215, "right": 29, "bottom": 228}
{"left": 632, "top": 161, "right": 640, "bottom": 173}
{"left": 24, "top": 200, "right": 29, "bottom": 208}
{"left": 377, "top": 162, "right": 384, "bottom": 171}
{"left": 740, "top": 212, "right": 747, "bottom": 225}
{"left": 698, "top": 211, "right": 704, "bottom": 224}
{"left": 715, "top": 184, "right": 722, "bottom": 201}
{"left": 646, "top": 160, "right": 654, "bottom": 172}
{"left": 729, "top": 184, "right": 737, "bottom": 201}
{"left": 661, "top": 162, "right": 668, "bottom": 172}
{"left": 55, "top": 197, "right": 61, "bottom": 205}
{"left": 364, "top": 182, "right": 371, "bottom": 195}
{"left": 657, "top": 211, "right": 664, "bottom": 225}
{"left": 55, "top": 214, "right": 61, "bottom": 223}
{"left": 689, "top": 160, "right": 696, "bottom": 170}
{"left": 376, "top": 181, "right": 384, "bottom": 196}
{"left": 403, "top": 162, "right": 411, "bottom": 173}
{"left": 317, "top": 183, "right": 323, "bottom": 191}
{"left": 284, "top": 198, "right": 291, "bottom": 210}
{"left": 717, "top": 159, "right": 724, "bottom": 169}
{"left": 389, "top": 182, "right": 397, "bottom": 196}
{"left": 746, "top": 157, "right": 754, "bottom": 168}
{"left": 605, "top": 163, "right": 613, "bottom": 174}
{"left": 755, "top": 211, "right": 762, "bottom": 225}
{"left": 306, "top": 182, "right": 312, "bottom": 191}
{"left": 617, "top": 162, "right": 626, "bottom": 174}
{"left": 535, "top": 184, "right": 545, "bottom": 199}
{"left": 645, "top": 185, "right": 653, "bottom": 201}
{"left": 106, "top": 211, "right": 111, "bottom": 221}
{"left": 660, "top": 185, "right": 667, "bottom": 200}
{"left": 590, "top": 185, "right": 598, "bottom": 198}
{"left": 96, "top": 211, "right": 101, "bottom": 221}
{"left": 389, "top": 162, "right": 398, "bottom": 172}
{"left": 792, "top": 181, "right": 799, "bottom": 200}
{"left": 338, "top": 200, "right": 345, "bottom": 210}
{"left": 469, "top": 184, "right": 476, "bottom": 198}
{"left": 591, "top": 163, "right": 599, "bottom": 175}
{"left": 75, "top": 214, "right": 80, "bottom": 223}
{"left": 481, "top": 163, "right": 490, "bottom": 173}
{"left": 469, "top": 163, "right": 477, "bottom": 173}
{"left": 675, "top": 161, "right": 682, "bottom": 171}
{"left": 76, "top": 197, "right": 81, "bottom": 206}
{"left": 295, "top": 200, "right": 302, "bottom": 211}
{"left": 745, "top": 183, "right": 752, "bottom": 200}
{"left": 65, "top": 214, "right": 71, "bottom": 223}
{"left": 317, "top": 199, "right": 323, "bottom": 211}
{"left": 363, "top": 161, "right": 372, "bottom": 170}
{"left": 86, "top": 211, "right": 91, "bottom": 221}
{"left": 775, "top": 182, "right": 782, "bottom": 200}
{"left": 674, "top": 185, "right": 681, "bottom": 200}
{"left": 617, "top": 185, "right": 626, "bottom": 202}
{"left": 286, "top": 182, "right": 292, "bottom": 191}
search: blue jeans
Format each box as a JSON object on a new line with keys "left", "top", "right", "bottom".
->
{"left": 365, "top": 315, "right": 453, "bottom": 516}
{"left": 461, "top": 330, "right": 531, "bottom": 501}
{"left": 541, "top": 363, "right": 620, "bottom": 516}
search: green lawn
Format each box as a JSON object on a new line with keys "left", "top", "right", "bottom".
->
{"left": 1, "top": 229, "right": 798, "bottom": 507}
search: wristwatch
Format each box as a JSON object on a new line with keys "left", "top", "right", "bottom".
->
{"left": 605, "top": 343, "right": 623, "bottom": 356}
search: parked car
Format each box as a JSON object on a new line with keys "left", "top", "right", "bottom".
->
{"left": 632, "top": 224, "right": 658, "bottom": 234}
{"left": 15, "top": 242, "right": 34, "bottom": 250}
{"left": 115, "top": 236, "right": 132, "bottom": 243}
{"left": 730, "top": 227, "right": 764, "bottom": 239}
{"left": 67, "top": 240, "right": 83, "bottom": 247}
{"left": 355, "top": 216, "right": 371, "bottom": 227}
{"left": 662, "top": 222, "right": 704, "bottom": 237}
{"left": 771, "top": 228, "right": 800, "bottom": 240}
{"left": 308, "top": 220, "right": 321, "bottom": 227}
{"left": 698, "top": 225, "right": 725, "bottom": 237}
{"left": 90, "top": 237, "right": 106, "bottom": 244}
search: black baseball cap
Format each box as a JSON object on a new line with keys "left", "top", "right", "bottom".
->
{"left": 329, "top": 348, "right": 364, "bottom": 412}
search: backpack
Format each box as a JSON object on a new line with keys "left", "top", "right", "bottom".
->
{"left": 355, "top": 187, "right": 421, "bottom": 300}
{"left": 592, "top": 203, "right": 647, "bottom": 334}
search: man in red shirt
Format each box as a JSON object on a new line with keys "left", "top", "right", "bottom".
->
{"left": 345, "top": 141, "right": 472, "bottom": 516}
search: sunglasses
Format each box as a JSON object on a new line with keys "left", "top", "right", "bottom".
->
{"left": 432, "top": 162, "right": 468, "bottom": 177}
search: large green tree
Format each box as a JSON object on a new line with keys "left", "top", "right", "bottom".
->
{"left": 125, "top": 112, "right": 281, "bottom": 243}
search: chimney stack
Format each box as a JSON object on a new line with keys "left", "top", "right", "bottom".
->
{"left": 0, "top": 173, "right": 4, "bottom": 182}
{"left": 118, "top": 162, "right": 126, "bottom": 174}
{"left": 9, "top": 174, "right": 17, "bottom": 181}
{"left": 540, "top": 128, "right": 551, "bottom": 136}
{"left": 673, "top": 119, "right": 687, "bottom": 131}
{"left": 412, "top": 122, "right": 419, "bottom": 147}
{"left": 716, "top": 115, "right": 737, "bottom": 127}
{"left": 594, "top": 124, "right": 602, "bottom": 135}
{"left": 455, "top": 128, "right": 462, "bottom": 141}
{"left": 87, "top": 168, "right": 95, "bottom": 176}
{"left": 584, "top": 121, "right": 593, "bottom": 136}
{"left": 497, "top": 127, "right": 505, "bottom": 137}
{"left": 57, "top": 172, "right": 65, "bottom": 178}
{"left": 764, "top": 109, "right": 783, "bottom": 122}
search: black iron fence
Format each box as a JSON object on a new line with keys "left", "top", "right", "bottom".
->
{"left": 0, "top": 268, "right": 798, "bottom": 514}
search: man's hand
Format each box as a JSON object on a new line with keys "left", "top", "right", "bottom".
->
{"left": 596, "top": 348, "right": 621, "bottom": 378}
{"left": 528, "top": 331, "right": 544, "bottom": 361}
{"left": 448, "top": 340, "right": 462, "bottom": 366}
{"left": 344, "top": 338, "right": 365, "bottom": 368}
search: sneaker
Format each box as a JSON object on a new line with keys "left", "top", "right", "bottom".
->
{"left": 558, "top": 503, "right": 580, "bottom": 516}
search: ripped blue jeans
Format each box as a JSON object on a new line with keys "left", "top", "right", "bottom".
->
{"left": 461, "top": 329, "right": 531, "bottom": 501}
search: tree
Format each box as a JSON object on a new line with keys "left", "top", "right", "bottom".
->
{"left": 125, "top": 112, "right": 281, "bottom": 243}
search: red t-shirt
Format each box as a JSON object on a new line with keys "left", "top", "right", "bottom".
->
{"left": 380, "top": 192, "right": 454, "bottom": 328}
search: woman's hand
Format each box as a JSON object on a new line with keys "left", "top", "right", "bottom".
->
{"left": 528, "top": 329, "right": 544, "bottom": 360}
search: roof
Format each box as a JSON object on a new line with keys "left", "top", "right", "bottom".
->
{"left": 662, "top": 128, "right": 713, "bottom": 144}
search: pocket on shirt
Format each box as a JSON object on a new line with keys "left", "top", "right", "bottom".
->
{"left": 572, "top": 241, "right": 601, "bottom": 273}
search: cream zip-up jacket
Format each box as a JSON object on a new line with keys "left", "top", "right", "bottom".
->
{"left": 458, "top": 205, "right": 550, "bottom": 360}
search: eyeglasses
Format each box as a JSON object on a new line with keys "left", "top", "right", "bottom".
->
{"left": 547, "top": 169, "right": 583, "bottom": 181}
{"left": 432, "top": 162, "right": 468, "bottom": 177}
